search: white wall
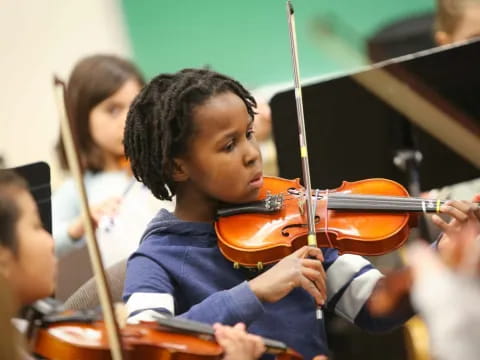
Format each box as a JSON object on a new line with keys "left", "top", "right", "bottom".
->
{"left": 0, "top": 0, "right": 131, "bottom": 187}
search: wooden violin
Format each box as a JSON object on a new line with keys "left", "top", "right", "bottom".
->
{"left": 215, "top": 176, "right": 448, "bottom": 268}
{"left": 33, "top": 311, "right": 302, "bottom": 360}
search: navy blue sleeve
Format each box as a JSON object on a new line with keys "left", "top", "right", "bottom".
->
{"left": 123, "top": 251, "right": 264, "bottom": 325}
{"left": 178, "top": 281, "right": 264, "bottom": 325}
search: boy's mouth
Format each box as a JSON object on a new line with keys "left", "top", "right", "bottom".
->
{"left": 249, "top": 173, "right": 264, "bottom": 189}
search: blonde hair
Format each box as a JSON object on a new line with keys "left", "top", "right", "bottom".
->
{"left": 436, "top": 0, "right": 480, "bottom": 33}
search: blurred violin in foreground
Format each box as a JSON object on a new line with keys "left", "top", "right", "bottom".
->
{"left": 32, "top": 308, "right": 302, "bottom": 360}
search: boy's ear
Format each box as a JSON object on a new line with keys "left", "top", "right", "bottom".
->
{"left": 435, "top": 31, "right": 452, "bottom": 45}
{"left": 0, "top": 246, "right": 14, "bottom": 280}
{"left": 171, "top": 158, "right": 189, "bottom": 182}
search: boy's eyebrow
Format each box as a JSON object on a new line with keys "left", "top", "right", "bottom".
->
{"left": 215, "top": 118, "right": 254, "bottom": 144}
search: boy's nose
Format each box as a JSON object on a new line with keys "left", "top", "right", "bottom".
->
{"left": 244, "top": 141, "right": 261, "bottom": 166}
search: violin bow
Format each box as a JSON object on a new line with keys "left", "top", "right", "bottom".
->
{"left": 286, "top": 1, "right": 323, "bottom": 318}
{"left": 53, "top": 77, "right": 125, "bottom": 360}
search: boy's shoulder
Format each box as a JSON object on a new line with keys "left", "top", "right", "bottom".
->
{"left": 139, "top": 208, "right": 217, "bottom": 247}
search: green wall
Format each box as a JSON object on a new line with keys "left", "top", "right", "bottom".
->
{"left": 121, "top": 0, "right": 434, "bottom": 88}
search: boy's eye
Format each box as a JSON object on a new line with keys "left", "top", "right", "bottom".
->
{"left": 224, "top": 140, "right": 235, "bottom": 152}
{"left": 246, "top": 128, "right": 255, "bottom": 139}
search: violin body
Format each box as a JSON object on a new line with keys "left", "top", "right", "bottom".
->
{"left": 215, "top": 176, "right": 417, "bottom": 267}
{"left": 33, "top": 315, "right": 303, "bottom": 360}
{"left": 34, "top": 321, "right": 224, "bottom": 360}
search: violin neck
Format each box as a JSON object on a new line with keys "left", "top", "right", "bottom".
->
{"left": 326, "top": 194, "right": 447, "bottom": 213}
{"left": 216, "top": 192, "right": 478, "bottom": 217}
{"left": 152, "top": 315, "right": 289, "bottom": 355}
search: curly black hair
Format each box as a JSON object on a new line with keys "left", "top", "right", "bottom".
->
{"left": 124, "top": 68, "right": 257, "bottom": 200}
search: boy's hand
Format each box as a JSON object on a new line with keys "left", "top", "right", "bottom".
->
{"left": 248, "top": 245, "right": 326, "bottom": 305}
{"left": 435, "top": 194, "right": 480, "bottom": 267}
{"left": 214, "top": 322, "right": 265, "bottom": 360}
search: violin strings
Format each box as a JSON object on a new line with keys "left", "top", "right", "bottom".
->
{"left": 274, "top": 191, "right": 445, "bottom": 212}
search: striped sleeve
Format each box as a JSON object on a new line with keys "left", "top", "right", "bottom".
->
{"left": 324, "top": 252, "right": 383, "bottom": 322}
{"left": 123, "top": 253, "right": 177, "bottom": 323}
{"left": 123, "top": 251, "right": 264, "bottom": 326}
{"left": 126, "top": 292, "right": 175, "bottom": 323}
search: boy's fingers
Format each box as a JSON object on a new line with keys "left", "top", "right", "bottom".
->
{"left": 474, "top": 206, "right": 480, "bottom": 222}
{"left": 432, "top": 214, "right": 449, "bottom": 232}
{"left": 302, "top": 266, "right": 326, "bottom": 296}
{"left": 471, "top": 197, "right": 480, "bottom": 221}
{"left": 294, "top": 245, "right": 324, "bottom": 262}
{"left": 301, "top": 269, "right": 326, "bottom": 305}
{"left": 440, "top": 202, "right": 469, "bottom": 222}
{"left": 301, "top": 258, "right": 326, "bottom": 274}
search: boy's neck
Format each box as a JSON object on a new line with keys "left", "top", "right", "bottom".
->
{"left": 173, "top": 188, "right": 218, "bottom": 223}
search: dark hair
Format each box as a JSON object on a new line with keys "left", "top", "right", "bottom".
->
{"left": 124, "top": 68, "right": 256, "bottom": 200}
{"left": 435, "top": 0, "right": 479, "bottom": 33}
{"left": 56, "top": 55, "right": 145, "bottom": 172}
{"left": 0, "top": 170, "right": 28, "bottom": 254}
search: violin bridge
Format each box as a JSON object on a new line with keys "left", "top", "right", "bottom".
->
{"left": 233, "top": 262, "right": 240, "bottom": 269}
{"left": 256, "top": 262, "right": 264, "bottom": 271}
{"left": 298, "top": 196, "right": 305, "bottom": 216}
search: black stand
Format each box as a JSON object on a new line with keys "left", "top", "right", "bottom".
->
{"left": 8, "top": 162, "right": 52, "bottom": 235}
{"left": 270, "top": 39, "right": 480, "bottom": 198}
{"left": 393, "top": 147, "right": 432, "bottom": 241}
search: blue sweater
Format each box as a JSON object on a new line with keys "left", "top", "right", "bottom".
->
{"left": 123, "top": 209, "right": 413, "bottom": 359}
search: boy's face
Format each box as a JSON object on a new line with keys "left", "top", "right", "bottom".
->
{"left": 437, "top": 4, "right": 480, "bottom": 44}
{"left": 4, "top": 189, "right": 57, "bottom": 305}
{"left": 175, "top": 91, "right": 263, "bottom": 204}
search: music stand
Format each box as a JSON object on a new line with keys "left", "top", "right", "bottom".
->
{"left": 10, "top": 162, "right": 52, "bottom": 235}
{"left": 270, "top": 39, "right": 480, "bottom": 192}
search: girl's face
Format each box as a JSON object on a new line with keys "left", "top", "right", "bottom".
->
{"left": 89, "top": 79, "right": 142, "bottom": 169}
{"left": 2, "top": 189, "right": 57, "bottom": 306}
{"left": 175, "top": 91, "right": 263, "bottom": 205}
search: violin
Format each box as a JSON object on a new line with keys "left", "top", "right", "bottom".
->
{"left": 215, "top": 176, "right": 448, "bottom": 268}
{"left": 32, "top": 311, "right": 302, "bottom": 360}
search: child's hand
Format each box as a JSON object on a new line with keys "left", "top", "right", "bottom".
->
{"left": 435, "top": 195, "right": 480, "bottom": 267}
{"left": 67, "top": 196, "right": 122, "bottom": 239}
{"left": 214, "top": 322, "right": 265, "bottom": 360}
{"left": 407, "top": 239, "right": 480, "bottom": 360}
{"left": 248, "top": 245, "right": 326, "bottom": 305}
